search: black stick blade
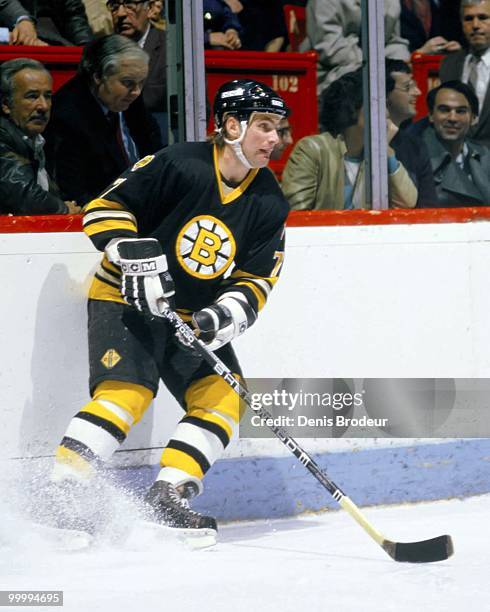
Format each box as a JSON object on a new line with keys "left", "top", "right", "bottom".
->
{"left": 383, "top": 535, "right": 454, "bottom": 563}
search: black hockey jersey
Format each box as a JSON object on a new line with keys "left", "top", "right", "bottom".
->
{"left": 82, "top": 141, "right": 288, "bottom": 319}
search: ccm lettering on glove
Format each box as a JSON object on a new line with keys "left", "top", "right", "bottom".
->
{"left": 192, "top": 294, "right": 257, "bottom": 351}
{"left": 106, "top": 237, "right": 175, "bottom": 316}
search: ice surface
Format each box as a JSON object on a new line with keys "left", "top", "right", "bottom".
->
{"left": 0, "top": 494, "right": 487, "bottom": 612}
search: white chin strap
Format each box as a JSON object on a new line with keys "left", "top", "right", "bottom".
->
{"left": 223, "top": 120, "right": 255, "bottom": 169}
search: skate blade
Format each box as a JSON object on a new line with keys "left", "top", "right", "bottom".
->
{"left": 137, "top": 520, "right": 217, "bottom": 550}
{"left": 30, "top": 523, "right": 93, "bottom": 552}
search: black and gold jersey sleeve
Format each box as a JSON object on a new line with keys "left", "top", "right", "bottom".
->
{"left": 83, "top": 196, "right": 138, "bottom": 251}
{"left": 217, "top": 215, "right": 286, "bottom": 317}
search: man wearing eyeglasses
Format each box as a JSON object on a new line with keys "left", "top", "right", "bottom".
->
{"left": 386, "top": 59, "right": 438, "bottom": 207}
{"left": 108, "top": 0, "right": 167, "bottom": 144}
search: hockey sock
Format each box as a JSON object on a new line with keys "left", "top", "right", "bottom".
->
{"left": 52, "top": 381, "right": 153, "bottom": 482}
{"left": 159, "top": 374, "right": 240, "bottom": 485}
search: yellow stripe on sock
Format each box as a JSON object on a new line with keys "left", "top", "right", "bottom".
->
{"left": 93, "top": 380, "right": 153, "bottom": 424}
{"left": 55, "top": 446, "right": 95, "bottom": 476}
{"left": 160, "top": 448, "right": 204, "bottom": 479}
{"left": 185, "top": 374, "right": 243, "bottom": 423}
{"left": 80, "top": 402, "right": 131, "bottom": 435}
{"left": 186, "top": 406, "right": 233, "bottom": 440}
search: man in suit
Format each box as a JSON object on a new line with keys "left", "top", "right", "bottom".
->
{"left": 439, "top": 0, "right": 490, "bottom": 146}
{"left": 109, "top": 0, "right": 167, "bottom": 144}
{"left": 45, "top": 34, "right": 161, "bottom": 205}
{"left": 401, "top": 0, "right": 462, "bottom": 54}
{"left": 422, "top": 81, "right": 490, "bottom": 207}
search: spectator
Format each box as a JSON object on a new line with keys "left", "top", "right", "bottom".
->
{"left": 203, "top": 0, "right": 241, "bottom": 49}
{"left": 82, "top": 0, "right": 113, "bottom": 36}
{"left": 400, "top": 0, "right": 461, "bottom": 54}
{"left": 270, "top": 117, "right": 293, "bottom": 161}
{"left": 1, "top": 0, "right": 93, "bottom": 45}
{"left": 420, "top": 81, "right": 490, "bottom": 207}
{"left": 45, "top": 34, "right": 161, "bottom": 205}
{"left": 303, "top": 0, "right": 410, "bottom": 96}
{"left": 236, "top": 0, "right": 288, "bottom": 52}
{"left": 439, "top": 0, "right": 490, "bottom": 147}
{"left": 109, "top": 0, "right": 167, "bottom": 144}
{"left": 282, "top": 69, "right": 417, "bottom": 211}
{"left": 147, "top": 0, "right": 164, "bottom": 29}
{"left": 386, "top": 58, "right": 438, "bottom": 206}
{"left": 0, "top": 0, "right": 47, "bottom": 45}
{"left": 0, "top": 58, "right": 80, "bottom": 215}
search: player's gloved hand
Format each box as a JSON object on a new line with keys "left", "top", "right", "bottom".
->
{"left": 106, "top": 238, "right": 175, "bottom": 316}
{"left": 191, "top": 295, "right": 257, "bottom": 352}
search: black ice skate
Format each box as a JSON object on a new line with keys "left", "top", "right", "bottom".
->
{"left": 144, "top": 480, "right": 217, "bottom": 548}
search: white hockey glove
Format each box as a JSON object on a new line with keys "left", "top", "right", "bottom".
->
{"left": 106, "top": 238, "right": 175, "bottom": 316}
{"left": 191, "top": 294, "right": 257, "bottom": 352}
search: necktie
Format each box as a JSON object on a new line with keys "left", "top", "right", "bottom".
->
{"left": 468, "top": 56, "right": 480, "bottom": 93}
{"left": 107, "top": 111, "right": 130, "bottom": 165}
{"left": 405, "top": 0, "right": 432, "bottom": 37}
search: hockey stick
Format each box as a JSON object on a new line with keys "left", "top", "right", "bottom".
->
{"left": 164, "top": 309, "right": 454, "bottom": 563}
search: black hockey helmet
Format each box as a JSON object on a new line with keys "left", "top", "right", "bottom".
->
{"left": 213, "top": 79, "right": 290, "bottom": 130}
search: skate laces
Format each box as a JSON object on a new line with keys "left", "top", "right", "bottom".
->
{"left": 166, "top": 483, "right": 199, "bottom": 517}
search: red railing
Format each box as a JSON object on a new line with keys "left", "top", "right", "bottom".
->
{"left": 3, "top": 208, "right": 490, "bottom": 234}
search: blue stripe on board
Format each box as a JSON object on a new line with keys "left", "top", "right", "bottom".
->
{"left": 112, "top": 439, "right": 490, "bottom": 521}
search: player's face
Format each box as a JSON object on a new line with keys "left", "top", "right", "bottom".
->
{"left": 1, "top": 69, "right": 52, "bottom": 137}
{"left": 462, "top": 1, "right": 490, "bottom": 53}
{"left": 242, "top": 113, "right": 281, "bottom": 167}
{"left": 95, "top": 58, "right": 148, "bottom": 112}
{"left": 430, "top": 88, "right": 476, "bottom": 142}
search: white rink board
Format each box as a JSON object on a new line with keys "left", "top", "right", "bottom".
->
{"left": 1, "top": 222, "right": 489, "bottom": 464}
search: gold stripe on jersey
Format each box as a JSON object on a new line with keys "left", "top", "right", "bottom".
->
{"left": 84, "top": 198, "right": 129, "bottom": 214}
{"left": 88, "top": 276, "right": 126, "bottom": 304}
{"left": 213, "top": 144, "right": 259, "bottom": 205}
{"left": 83, "top": 209, "right": 137, "bottom": 227}
{"left": 84, "top": 218, "right": 138, "bottom": 238}
{"left": 55, "top": 445, "right": 95, "bottom": 476}
{"left": 160, "top": 447, "right": 204, "bottom": 479}
{"left": 230, "top": 269, "right": 278, "bottom": 311}
{"left": 83, "top": 198, "right": 138, "bottom": 247}
{"left": 185, "top": 374, "right": 242, "bottom": 423}
{"left": 235, "top": 280, "right": 267, "bottom": 311}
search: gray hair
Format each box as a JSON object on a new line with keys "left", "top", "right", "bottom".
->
{"left": 78, "top": 34, "right": 148, "bottom": 84}
{"left": 460, "top": 0, "right": 489, "bottom": 15}
{"left": 0, "top": 58, "right": 51, "bottom": 107}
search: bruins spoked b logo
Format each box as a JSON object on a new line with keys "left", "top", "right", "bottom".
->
{"left": 176, "top": 215, "right": 236, "bottom": 279}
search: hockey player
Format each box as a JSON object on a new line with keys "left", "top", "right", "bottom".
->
{"left": 49, "top": 79, "right": 290, "bottom": 541}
